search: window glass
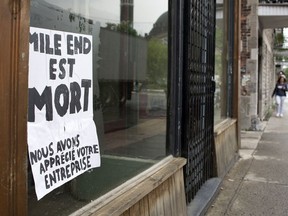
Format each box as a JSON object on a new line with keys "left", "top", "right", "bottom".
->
{"left": 214, "top": 0, "right": 228, "bottom": 124}
{"left": 28, "top": 0, "right": 168, "bottom": 215}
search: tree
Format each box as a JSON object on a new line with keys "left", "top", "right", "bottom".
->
{"left": 105, "top": 22, "right": 138, "bottom": 36}
{"left": 147, "top": 38, "right": 168, "bottom": 90}
{"left": 275, "top": 32, "right": 285, "bottom": 48}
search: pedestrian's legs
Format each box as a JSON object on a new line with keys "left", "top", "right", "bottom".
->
{"left": 276, "top": 96, "right": 281, "bottom": 116}
{"left": 279, "top": 96, "right": 285, "bottom": 116}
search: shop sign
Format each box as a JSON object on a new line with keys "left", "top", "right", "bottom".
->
{"left": 27, "top": 27, "right": 100, "bottom": 200}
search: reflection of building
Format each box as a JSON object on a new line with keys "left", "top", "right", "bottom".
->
{"left": 98, "top": 28, "right": 148, "bottom": 132}
{"left": 149, "top": 11, "right": 168, "bottom": 44}
{"left": 120, "top": 0, "right": 134, "bottom": 25}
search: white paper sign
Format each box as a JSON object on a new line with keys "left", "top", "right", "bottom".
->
{"left": 28, "top": 27, "right": 100, "bottom": 200}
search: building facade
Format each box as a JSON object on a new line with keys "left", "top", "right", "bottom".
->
{"left": 0, "top": 0, "right": 240, "bottom": 215}
{"left": 240, "top": 0, "right": 288, "bottom": 130}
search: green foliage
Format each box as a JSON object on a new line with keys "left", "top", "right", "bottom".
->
{"left": 274, "top": 32, "right": 285, "bottom": 48}
{"left": 275, "top": 55, "right": 288, "bottom": 62}
{"left": 105, "top": 22, "right": 138, "bottom": 36}
{"left": 147, "top": 38, "right": 168, "bottom": 90}
{"left": 215, "top": 26, "right": 224, "bottom": 76}
{"left": 117, "top": 22, "right": 137, "bottom": 36}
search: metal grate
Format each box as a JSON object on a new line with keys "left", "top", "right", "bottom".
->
{"left": 182, "top": 0, "right": 216, "bottom": 202}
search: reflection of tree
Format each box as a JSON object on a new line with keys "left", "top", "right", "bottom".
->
{"left": 215, "top": 25, "right": 223, "bottom": 78}
{"left": 147, "top": 38, "right": 168, "bottom": 90}
{"left": 274, "top": 31, "right": 288, "bottom": 62}
{"left": 214, "top": 24, "right": 224, "bottom": 113}
{"left": 105, "top": 22, "right": 138, "bottom": 36}
{"left": 274, "top": 32, "right": 285, "bottom": 48}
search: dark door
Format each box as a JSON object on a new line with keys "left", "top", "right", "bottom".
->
{"left": 182, "top": 0, "right": 216, "bottom": 202}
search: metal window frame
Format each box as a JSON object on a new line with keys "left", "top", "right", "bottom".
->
{"left": 227, "top": 0, "right": 235, "bottom": 117}
{"left": 167, "top": 0, "right": 184, "bottom": 157}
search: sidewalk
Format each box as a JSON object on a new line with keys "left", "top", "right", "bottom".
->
{"left": 206, "top": 108, "right": 288, "bottom": 215}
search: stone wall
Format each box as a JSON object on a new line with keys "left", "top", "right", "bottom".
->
{"left": 240, "top": 0, "right": 276, "bottom": 130}
{"left": 258, "top": 29, "right": 275, "bottom": 120}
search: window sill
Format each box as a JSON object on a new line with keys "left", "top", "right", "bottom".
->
{"left": 70, "top": 155, "right": 186, "bottom": 216}
{"left": 214, "top": 118, "right": 237, "bottom": 136}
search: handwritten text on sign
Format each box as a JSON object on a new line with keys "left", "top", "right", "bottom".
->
{"left": 28, "top": 27, "right": 100, "bottom": 200}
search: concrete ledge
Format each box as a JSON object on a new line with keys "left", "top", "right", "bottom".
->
{"left": 187, "top": 178, "right": 222, "bottom": 216}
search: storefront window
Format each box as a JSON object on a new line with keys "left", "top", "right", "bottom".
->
{"left": 28, "top": 0, "right": 168, "bottom": 215}
{"left": 214, "top": 0, "right": 228, "bottom": 124}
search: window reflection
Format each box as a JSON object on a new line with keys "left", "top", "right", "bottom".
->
{"left": 214, "top": 0, "right": 228, "bottom": 124}
{"left": 29, "top": 0, "right": 168, "bottom": 215}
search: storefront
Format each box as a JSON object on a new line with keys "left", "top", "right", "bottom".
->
{"left": 0, "top": 0, "right": 240, "bottom": 215}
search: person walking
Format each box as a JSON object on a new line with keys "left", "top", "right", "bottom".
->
{"left": 272, "top": 74, "right": 287, "bottom": 117}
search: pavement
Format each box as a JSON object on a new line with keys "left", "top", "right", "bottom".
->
{"left": 205, "top": 105, "right": 288, "bottom": 215}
